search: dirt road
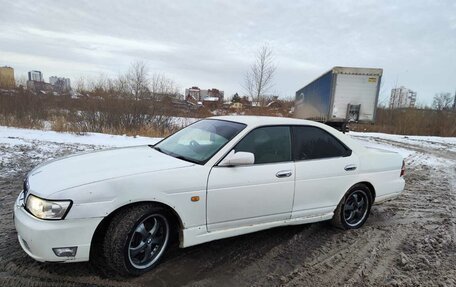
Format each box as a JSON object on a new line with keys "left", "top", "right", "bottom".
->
{"left": 0, "top": 135, "right": 455, "bottom": 286}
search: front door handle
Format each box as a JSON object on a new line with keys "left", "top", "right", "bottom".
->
{"left": 276, "top": 170, "right": 292, "bottom": 178}
{"left": 344, "top": 164, "right": 357, "bottom": 171}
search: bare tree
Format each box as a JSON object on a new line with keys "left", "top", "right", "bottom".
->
{"left": 149, "top": 73, "right": 179, "bottom": 133}
{"left": 15, "top": 75, "right": 27, "bottom": 87}
{"left": 125, "top": 61, "right": 150, "bottom": 101}
{"left": 243, "top": 44, "right": 276, "bottom": 105}
{"left": 74, "top": 76, "right": 87, "bottom": 94}
{"left": 432, "top": 92, "right": 453, "bottom": 110}
{"left": 150, "top": 73, "right": 178, "bottom": 99}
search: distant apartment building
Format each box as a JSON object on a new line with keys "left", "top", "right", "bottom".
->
{"left": 26, "top": 80, "right": 53, "bottom": 93}
{"left": 185, "top": 86, "right": 224, "bottom": 104}
{"left": 389, "top": 86, "right": 417, "bottom": 109}
{"left": 206, "top": 88, "right": 224, "bottom": 102}
{"left": 0, "top": 66, "right": 15, "bottom": 89}
{"left": 28, "top": 70, "right": 44, "bottom": 82}
{"left": 185, "top": 86, "right": 202, "bottom": 102}
{"left": 49, "top": 76, "right": 71, "bottom": 92}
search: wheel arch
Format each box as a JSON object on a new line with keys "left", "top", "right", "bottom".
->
{"left": 355, "top": 181, "right": 376, "bottom": 203}
{"left": 331, "top": 181, "right": 376, "bottom": 230}
{"left": 89, "top": 201, "right": 184, "bottom": 261}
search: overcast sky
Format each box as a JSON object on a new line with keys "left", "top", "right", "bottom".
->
{"left": 0, "top": 0, "right": 455, "bottom": 105}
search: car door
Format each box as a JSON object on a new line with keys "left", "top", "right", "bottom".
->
{"left": 291, "top": 125, "right": 359, "bottom": 219}
{"left": 206, "top": 126, "right": 295, "bottom": 231}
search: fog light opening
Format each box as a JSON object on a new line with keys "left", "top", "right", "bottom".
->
{"left": 22, "top": 238, "right": 31, "bottom": 252}
{"left": 52, "top": 247, "right": 77, "bottom": 257}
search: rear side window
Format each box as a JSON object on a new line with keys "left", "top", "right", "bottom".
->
{"left": 292, "top": 126, "right": 350, "bottom": 160}
{"left": 235, "top": 126, "right": 292, "bottom": 164}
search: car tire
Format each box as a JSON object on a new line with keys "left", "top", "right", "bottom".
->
{"left": 331, "top": 184, "right": 372, "bottom": 230}
{"left": 101, "top": 204, "right": 171, "bottom": 276}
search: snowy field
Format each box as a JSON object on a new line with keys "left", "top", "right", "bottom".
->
{"left": 350, "top": 131, "right": 455, "bottom": 167}
{"left": 1, "top": 125, "right": 454, "bottom": 172}
{"left": 0, "top": 125, "right": 455, "bottom": 286}
{"left": 0, "top": 125, "right": 160, "bottom": 147}
{"left": 0, "top": 126, "right": 160, "bottom": 176}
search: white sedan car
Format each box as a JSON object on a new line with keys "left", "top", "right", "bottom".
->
{"left": 14, "top": 116, "right": 405, "bottom": 276}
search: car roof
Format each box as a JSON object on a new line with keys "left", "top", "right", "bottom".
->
{"left": 209, "top": 115, "right": 323, "bottom": 128}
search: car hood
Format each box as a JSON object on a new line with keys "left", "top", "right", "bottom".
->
{"left": 27, "top": 145, "right": 194, "bottom": 197}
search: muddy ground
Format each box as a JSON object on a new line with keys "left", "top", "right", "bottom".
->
{"left": 0, "top": 136, "right": 455, "bottom": 287}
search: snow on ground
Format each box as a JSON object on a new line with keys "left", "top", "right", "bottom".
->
{"left": 171, "top": 117, "right": 199, "bottom": 127}
{"left": 351, "top": 131, "right": 456, "bottom": 153}
{"left": 1, "top": 126, "right": 455, "bottom": 174}
{"left": 0, "top": 126, "right": 160, "bottom": 147}
{"left": 0, "top": 126, "right": 161, "bottom": 176}
{"left": 350, "top": 131, "right": 456, "bottom": 167}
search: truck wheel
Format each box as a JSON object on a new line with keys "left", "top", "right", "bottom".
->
{"left": 342, "top": 122, "right": 349, "bottom": 133}
{"left": 331, "top": 184, "right": 372, "bottom": 230}
{"left": 101, "top": 204, "right": 171, "bottom": 276}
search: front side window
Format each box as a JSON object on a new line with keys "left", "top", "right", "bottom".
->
{"left": 235, "top": 126, "right": 292, "bottom": 164}
{"left": 292, "top": 126, "right": 350, "bottom": 160}
{"left": 155, "top": 119, "right": 246, "bottom": 164}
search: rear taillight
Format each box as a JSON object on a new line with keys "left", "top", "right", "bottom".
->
{"left": 400, "top": 160, "right": 405, "bottom": 177}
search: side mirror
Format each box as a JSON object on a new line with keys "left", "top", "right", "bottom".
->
{"left": 218, "top": 150, "right": 255, "bottom": 167}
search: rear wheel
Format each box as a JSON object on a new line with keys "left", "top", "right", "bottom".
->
{"left": 100, "top": 204, "right": 171, "bottom": 276}
{"left": 331, "top": 184, "right": 372, "bottom": 229}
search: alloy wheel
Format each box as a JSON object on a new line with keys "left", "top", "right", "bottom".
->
{"left": 343, "top": 190, "right": 369, "bottom": 227}
{"left": 127, "top": 214, "right": 169, "bottom": 269}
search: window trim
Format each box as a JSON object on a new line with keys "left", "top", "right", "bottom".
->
{"left": 215, "top": 125, "right": 293, "bottom": 167}
{"left": 290, "top": 125, "right": 352, "bottom": 162}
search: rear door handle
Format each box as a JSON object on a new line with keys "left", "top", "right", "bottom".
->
{"left": 276, "top": 170, "right": 292, "bottom": 178}
{"left": 344, "top": 164, "right": 357, "bottom": 171}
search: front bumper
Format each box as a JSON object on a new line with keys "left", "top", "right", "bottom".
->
{"left": 14, "top": 193, "right": 103, "bottom": 262}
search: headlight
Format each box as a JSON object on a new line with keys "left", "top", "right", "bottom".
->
{"left": 25, "top": 194, "right": 72, "bottom": 220}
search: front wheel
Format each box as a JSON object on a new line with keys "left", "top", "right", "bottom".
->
{"left": 331, "top": 184, "right": 372, "bottom": 229}
{"left": 100, "top": 204, "right": 171, "bottom": 276}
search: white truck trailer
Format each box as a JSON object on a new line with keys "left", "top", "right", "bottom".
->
{"left": 294, "top": 66, "right": 383, "bottom": 131}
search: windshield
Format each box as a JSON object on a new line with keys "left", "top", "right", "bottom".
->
{"left": 154, "top": 119, "right": 246, "bottom": 164}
